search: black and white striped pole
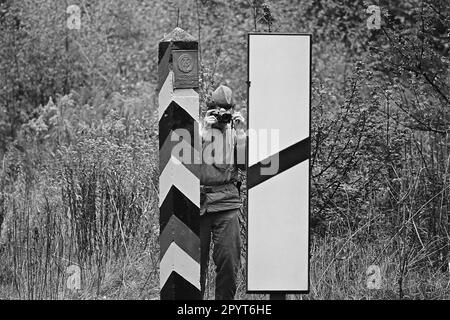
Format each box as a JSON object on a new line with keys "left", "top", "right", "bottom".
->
{"left": 158, "top": 27, "right": 201, "bottom": 300}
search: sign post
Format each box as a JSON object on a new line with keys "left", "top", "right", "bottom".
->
{"left": 158, "top": 27, "right": 201, "bottom": 300}
{"left": 247, "top": 33, "right": 311, "bottom": 297}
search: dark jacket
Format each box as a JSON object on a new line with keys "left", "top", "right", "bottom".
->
{"left": 199, "top": 124, "right": 245, "bottom": 214}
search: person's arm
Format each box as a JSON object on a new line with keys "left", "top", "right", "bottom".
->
{"left": 233, "top": 112, "right": 246, "bottom": 170}
{"left": 200, "top": 109, "right": 218, "bottom": 141}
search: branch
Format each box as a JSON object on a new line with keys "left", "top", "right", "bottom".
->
{"left": 422, "top": 72, "right": 450, "bottom": 104}
{"left": 393, "top": 100, "right": 447, "bottom": 135}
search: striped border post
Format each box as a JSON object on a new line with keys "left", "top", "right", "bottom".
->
{"left": 158, "top": 27, "right": 201, "bottom": 300}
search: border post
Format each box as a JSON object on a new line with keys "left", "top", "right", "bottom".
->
{"left": 158, "top": 27, "right": 201, "bottom": 300}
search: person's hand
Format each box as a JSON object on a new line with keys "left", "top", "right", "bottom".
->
{"left": 204, "top": 109, "right": 218, "bottom": 128}
{"left": 232, "top": 112, "right": 245, "bottom": 131}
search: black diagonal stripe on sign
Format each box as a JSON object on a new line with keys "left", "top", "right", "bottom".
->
{"left": 161, "top": 271, "right": 201, "bottom": 300}
{"left": 160, "top": 185, "right": 199, "bottom": 236}
{"left": 248, "top": 137, "right": 310, "bottom": 189}
{"left": 159, "top": 101, "right": 197, "bottom": 149}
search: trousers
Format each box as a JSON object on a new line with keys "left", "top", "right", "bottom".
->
{"left": 200, "top": 208, "right": 241, "bottom": 300}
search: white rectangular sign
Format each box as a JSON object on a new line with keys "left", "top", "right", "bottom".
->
{"left": 247, "top": 33, "right": 310, "bottom": 292}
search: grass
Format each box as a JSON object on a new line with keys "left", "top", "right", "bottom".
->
{"left": 2, "top": 202, "right": 449, "bottom": 300}
{"left": 0, "top": 160, "right": 448, "bottom": 300}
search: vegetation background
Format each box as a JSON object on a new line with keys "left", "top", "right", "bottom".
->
{"left": 0, "top": 0, "right": 449, "bottom": 299}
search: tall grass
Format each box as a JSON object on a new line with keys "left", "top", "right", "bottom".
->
{"left": 0, "top": 88, "right": 161, "bottom": 299}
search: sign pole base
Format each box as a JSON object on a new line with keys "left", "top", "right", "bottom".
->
{"left": 269, "top": 293, "right": 286, "bottom": 300}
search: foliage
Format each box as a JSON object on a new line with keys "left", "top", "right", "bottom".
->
{"left": 0, "top": 0, "right": 449, "bottom": 299}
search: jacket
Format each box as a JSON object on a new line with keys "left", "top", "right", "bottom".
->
{"left": 199, "top": 123, "right": 246, "bottom": 214}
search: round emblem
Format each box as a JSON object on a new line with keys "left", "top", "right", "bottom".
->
{"left": 177, "top": 54, "right": 193, "bottom": 73}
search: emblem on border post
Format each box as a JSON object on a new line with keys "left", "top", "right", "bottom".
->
{"left": 172, "top": 50, "right": 198, "bottom": 89}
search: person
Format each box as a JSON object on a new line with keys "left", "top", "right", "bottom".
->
{"left": 199, "top": 84, "right": 246, "bottom": 300}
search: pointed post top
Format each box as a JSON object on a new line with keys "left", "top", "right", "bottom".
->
{"left": 161, "top": 27, "right": 197, "bottom": 42}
